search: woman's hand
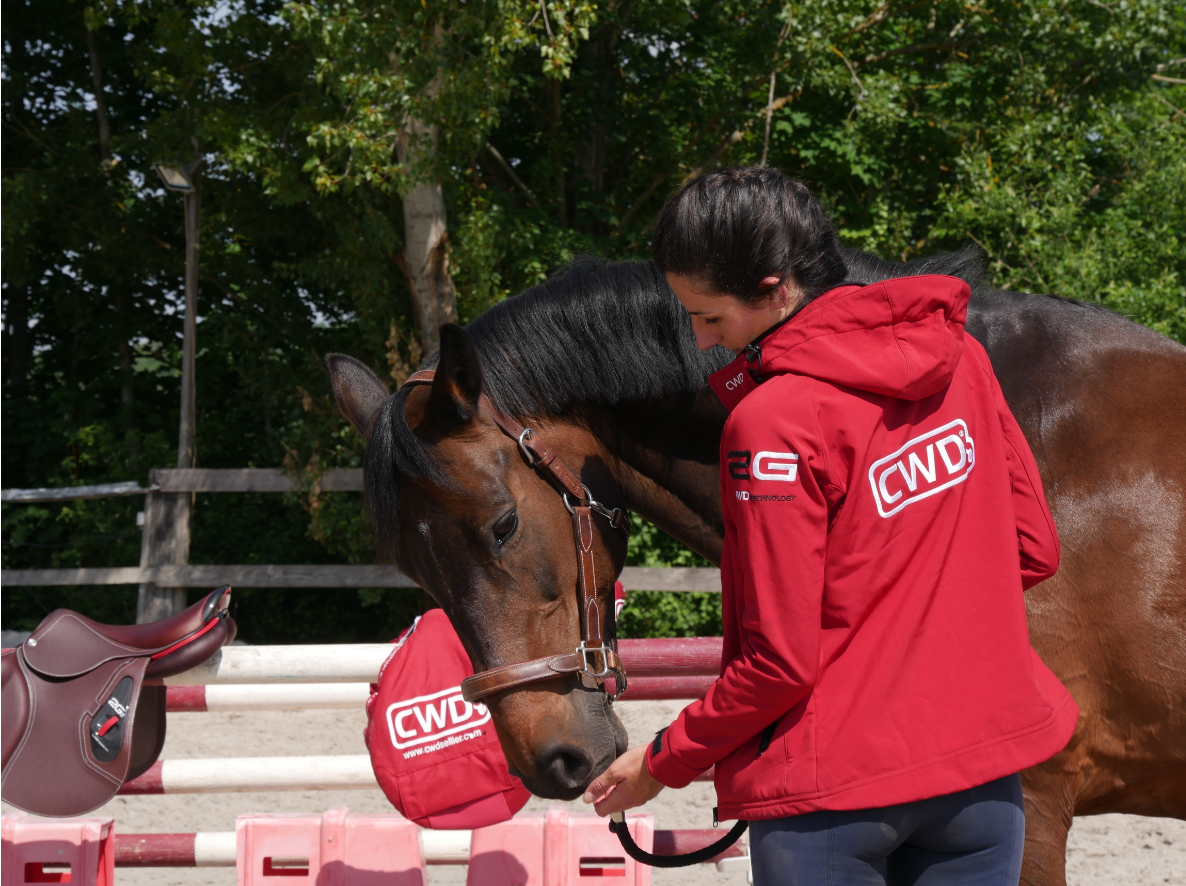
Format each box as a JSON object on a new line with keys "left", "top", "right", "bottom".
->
{"left": 581, "top": 744, "right": 665, "bottom": 816}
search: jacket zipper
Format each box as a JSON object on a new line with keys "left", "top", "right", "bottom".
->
{"left": 756, "top": 722, "right": 777, "bottom": 757}
{"left": 740, "top": 280, "right": 868, "bottom": 382}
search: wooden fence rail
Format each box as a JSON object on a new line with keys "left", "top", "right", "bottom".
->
{"left": 1, "top": 468, "right": 364, "bottom": 501}
{"left": 0, "top": 564, "right": 719, "bottom": 591}
{"left": 1, "top": 469, "right": 722, "bottom": 599}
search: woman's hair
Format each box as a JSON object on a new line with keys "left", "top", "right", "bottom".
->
{"left": 651, "top": 167, "right": 847, "bottom": 303}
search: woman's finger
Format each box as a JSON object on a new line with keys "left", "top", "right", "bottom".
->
{"left": 582, "top": 760, "right": 626, "bottom": 804}
{"left": 592, "top": 784, "right": 636, "bottom": 817}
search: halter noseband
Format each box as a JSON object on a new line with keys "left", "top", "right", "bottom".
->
{"left": 400, "top": 370, "right": 631, "bottom": 703}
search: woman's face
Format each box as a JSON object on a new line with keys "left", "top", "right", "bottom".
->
{"left": 667, "top": 273, "right": 800, "bottom": 353}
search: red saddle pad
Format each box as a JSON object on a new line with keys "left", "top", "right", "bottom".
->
{"left": 364, "top": 608, "right": 531, "bottom": 829}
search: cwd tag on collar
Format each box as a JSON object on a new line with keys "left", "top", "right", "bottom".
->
{"left": 708, "top": 355, "right": 759, "bottom": 412}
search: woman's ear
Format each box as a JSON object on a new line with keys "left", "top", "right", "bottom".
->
{"left": 428, "top": 323, "right": 484, "bottom": 427}
{"left": 759, "top": 277, "right": 788, "bottom": 308}
{"left": 326, "top": 354, "right": 389, "bottom": 438}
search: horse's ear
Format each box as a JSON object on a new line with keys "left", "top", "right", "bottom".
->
{"left": 429, "top": 323, "right": 483, "bottom": 427}
{"left": 326, "top": 354, "right": 389, "bottom": 438}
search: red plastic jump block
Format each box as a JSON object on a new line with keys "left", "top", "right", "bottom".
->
{"left": 467, "top": 808, "right": 654, "bottom": 886}
{"left": 1, "top": 813, "right": 115, "bottom": 886}
{"left": 236, "top": 807, "right": 425, "bottom": 885}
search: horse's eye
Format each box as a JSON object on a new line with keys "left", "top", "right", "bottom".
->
{"left": 492, "top": 511, "right": 518, "bottom": 545}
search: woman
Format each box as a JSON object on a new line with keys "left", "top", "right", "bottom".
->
{"left": 582, "top": 167, "right": 1078, "bottom": 885}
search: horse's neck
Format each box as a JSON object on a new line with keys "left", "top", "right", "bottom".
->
{"left": 594, "top": 388, "right": 729, "bottom": 566}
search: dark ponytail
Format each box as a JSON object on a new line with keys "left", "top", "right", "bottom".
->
{"left": 651, "top": 167, "right": 846, "bottom": 303}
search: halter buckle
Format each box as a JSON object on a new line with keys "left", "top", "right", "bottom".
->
{"left": 563, "top": 485, "right": 591, "bottom": 514}
{"left": 517, "top": 428, "right": 540, "bottom": 465}
{"left": 576, "top": 641, "right": 614, "bottom": 678}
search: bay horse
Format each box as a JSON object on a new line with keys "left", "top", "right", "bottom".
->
{"left": 327, "top": 249, "right": 1186, "bottom": 885}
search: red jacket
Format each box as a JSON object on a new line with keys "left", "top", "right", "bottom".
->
{"left": 645, "top": 275, "right": 1078, "bottom": 820}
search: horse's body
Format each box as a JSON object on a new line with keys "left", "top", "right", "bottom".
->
{"left": 328, "top": 249, "right": 1186, "bottom": 885}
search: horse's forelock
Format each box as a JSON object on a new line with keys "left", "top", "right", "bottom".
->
{"left": 364, "top": 386, "right": 455, "bottom": 560}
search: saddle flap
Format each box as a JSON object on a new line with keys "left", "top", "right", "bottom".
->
{"left": 22, "top": 612, "right": 140, "bottom": 678}
{"left": 2, "top": 650, "right": 29, "bottom": 770}
{"left": 2, "top": 651, "right": 152, "bottom": 817}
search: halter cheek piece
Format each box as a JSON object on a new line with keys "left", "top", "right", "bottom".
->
{"left": 400, "top": 370, "right": 631, "bottom": 704}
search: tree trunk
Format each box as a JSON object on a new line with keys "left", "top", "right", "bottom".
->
{"left": 577, "top": 35, "right": 609, "bottom": 195}
{"left": 397, "top": 121, "right": 456, "bottom": 351}
{"left": 84, "top": 25, "right": 111, "bottom": 163}
{"left": 4, "top": 284, "right": 30, "bottom": 395}
{"left": 88, "top": 20, "right": 136, "bottom": 456}
{"left": 549, "top": 78, "right": 568, "bottom": 227}
{"left": 115, "top": 293, "right": 138, "bottom": 458}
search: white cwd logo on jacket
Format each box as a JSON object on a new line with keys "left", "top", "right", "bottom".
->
{"left": 868, "top": 419, "right": 975, "bottom": 518}
{"left": 386, "top": 686, "right": 491, "bottom": 749}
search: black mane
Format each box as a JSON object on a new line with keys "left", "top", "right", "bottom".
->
{"left": 364, "top": 245, "right": 1092, "bottom": 552}
{"left": 365, "top": 259, "right": 732, "bottom": 551}
{"left": 840, "top": 244, "right": 987, "bottom": 289}
{"left": 465, "top": 259, "right": 734, "bottom": 418}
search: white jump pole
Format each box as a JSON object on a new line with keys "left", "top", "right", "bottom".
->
{"left": 121, "top": 755, "right": 714, "bottom": 794}
{"left": 121, "top": 755, "right": 380, "bottom": 794}
{"left": 159, "top": 645, "right": 392, "bottom": 685}
{"left": 112, "top": 829, "right": 747, "bottom": 871}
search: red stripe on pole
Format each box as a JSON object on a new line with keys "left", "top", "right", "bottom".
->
{"left": 115, "top": 834, "right": 196, "bottom": 867}
{"left": 120, "top": 761, "right": 165, "bottom": 794}
{"left": 165, "top": 685, "right": 208, "bottom": 712}
{"left": 618, "top": 637, "right": 721, "bottom": 676}
{"left": 620, "top": 675, "right": 714, "bottom": 700}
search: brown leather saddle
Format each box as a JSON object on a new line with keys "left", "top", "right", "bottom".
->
{"left": 1, "top": 587, "right": 235, "bottom": 816}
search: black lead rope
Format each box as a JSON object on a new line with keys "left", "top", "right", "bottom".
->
{"left": 609, "top": 812, "right": 748, "bottom": 868}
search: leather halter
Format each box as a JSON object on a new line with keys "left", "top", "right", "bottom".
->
{"left": 400, "top": 370, "right": 631, "bottom": 703}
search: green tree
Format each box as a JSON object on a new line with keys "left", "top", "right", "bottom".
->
{"left": 4, "top": 0, "right": 1182, "bottom": 640}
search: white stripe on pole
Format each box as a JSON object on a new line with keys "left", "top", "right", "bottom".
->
{"left": 152, "top": 832, "right": 474, "bottom": 866}
{"left": 204, "top": 683, "right": 371, "bottom": 710}
{"left": 193, "top": 832, "right": 237, "bottom": 866}
{"left": 161, "top": 756, "right": 379, "bottom": 793}
{"left": 420, "top": 829, "right": 473, "bottom": 864}
{"left": 163, "top": 645, "right": 391, "bottom": 685}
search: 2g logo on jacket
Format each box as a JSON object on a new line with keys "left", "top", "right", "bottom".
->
{"left": 728, "top": 451, "right": 751, "bottom": 480}
{"left": 729, "top": 450, "right": 800, "bottom": 482}
{"left": 868, "top": 419, "right": 976, "bottom": 518}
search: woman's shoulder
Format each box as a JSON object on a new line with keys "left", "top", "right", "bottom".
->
{"left": 724, "top": 372, "right": 824, "bottom": 437}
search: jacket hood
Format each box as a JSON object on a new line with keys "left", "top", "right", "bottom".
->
{"left": 754, "top": 274, "right": 970, "bottom": 401}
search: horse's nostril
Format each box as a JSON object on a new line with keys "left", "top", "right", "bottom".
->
{"left": 539, "top": 743, "right": 594, "bottom": 791}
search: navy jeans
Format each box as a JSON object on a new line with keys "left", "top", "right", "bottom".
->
{"left": 749, "top": 774, "right": 1025, "bottom": 886}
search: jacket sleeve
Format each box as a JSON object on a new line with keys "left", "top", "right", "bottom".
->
{"left": 991, "top": 370, "right": 1060, "bottom": 590}
{"left": 645, "top": 387, "right": 830, "bottom": 788}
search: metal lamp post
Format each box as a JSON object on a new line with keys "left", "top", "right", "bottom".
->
{"left": 154, "top": 159, "right": 202, "bottom": 469}
{"left": 136, "top": 158, "right": 203, "bottom": 623}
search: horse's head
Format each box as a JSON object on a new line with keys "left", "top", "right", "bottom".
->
{"left": 327, "top": 325, "right": 629, "bottom": 799}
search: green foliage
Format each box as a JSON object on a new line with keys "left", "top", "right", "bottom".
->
{"left": 933, "top": 92, "right": 1185, "bottom": 340}
{"left": 618, "top": 512, "right": 721, "bottom": 639}
{"left": 4, "top": 0, "right": 1183, "bottom": 641}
